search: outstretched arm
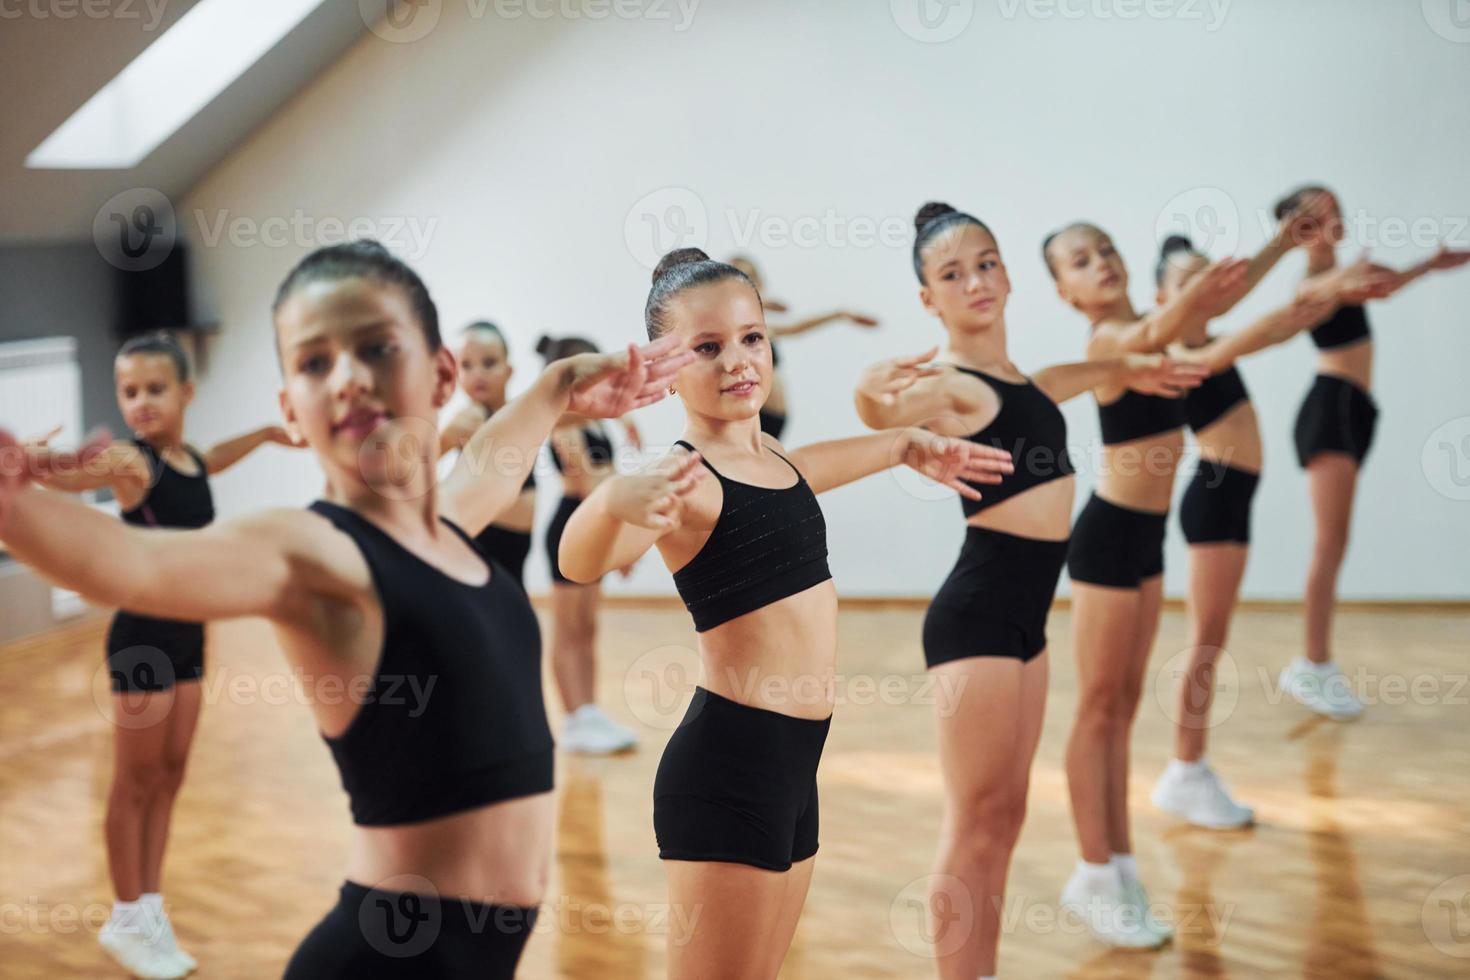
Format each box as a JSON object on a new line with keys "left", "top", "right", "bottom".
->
{"left": 1032, "top": 354, "right": 1208, "bottom": 404}
{"left": 1110, "top": 258, "right": 1251, "bottom": 352}
{"left": 557, "top": 450, "right": 707, "bottom": 583}
{"left": 439, "top": 404, "right": 489, "bottom": 457}
{"left": 853, "top": 346, "right": 958, "bottom": 430}
{"left": 441, "top": 336, "right": 693, "bottom": 536}
{"left": 786, "top": 428, "right": 1012, "bottom": 497}
{"left": 769, "top": 310, "right": 879, "bottom": 340}
{"left": 1175, "top": 294, "right": 1338, "bottom": 373}
{"left": 22, "top": 437, "right": 149, "bottom": 498}
{"left": 202, "top": 424, "right": 296, "bottom": 474}
{"left": 1383, "top": 245, "right": 1470, "bottom": 297}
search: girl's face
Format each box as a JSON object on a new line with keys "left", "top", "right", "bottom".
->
{"left": 1300, "top": 192, "right": 1344, "bottom": 250}
{"left": 918, "top": 223, "right": 1011, "bottom": 331}
{"left": 115, "top": 353, "right": 193, "bottom": 442}
{"left": 1156, "top": 250, "right": 1208, "bottom": 306}
{"left": 667, "top": 278, "right": 771, "bottom": 423}
{"left": 458, "top": 331, "right": 512, "bottom": 408}
{"left": 275, "top": 277, "right": 455, "bottom": 491}
{"left": 1047, "top": 225, "right": 1129, "bottom": 313}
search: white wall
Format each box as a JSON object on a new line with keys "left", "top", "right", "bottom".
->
{"left": 181, "top": 0, "right": 1470, "bottom": 600}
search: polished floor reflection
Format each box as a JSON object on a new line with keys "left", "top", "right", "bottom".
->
{"left": 1, "top": 602, "right": 1467, "bottom": 978}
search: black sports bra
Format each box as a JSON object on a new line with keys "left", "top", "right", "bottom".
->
{"left": 669, "top": 440, "right": 831, "bottom": 633}
{"left": 1310, "top": 304, "right": 1371, "bottom": 350}
{"left": 551, "top": 424, "right": 615, "bottom": 473}
{"left": 121, "top": 440, "right": 214, "bottom": 530}
{"left": 309, "top": 501, "right": 553, "bottom": 826}
{"left": 952, "top": 366, "right": 1073, "bottom": 516}
{"left": 1185, "top": 365, "right": 1250, "bottom": 433}
{"left": 1098, "top": 389, "right": 1187, "bottom": 445}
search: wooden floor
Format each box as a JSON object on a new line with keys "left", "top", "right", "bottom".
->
{"left": 2, "top": 602, "right": 1468, "bottom": 978}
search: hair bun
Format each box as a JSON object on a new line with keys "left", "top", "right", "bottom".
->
{"left": 1160, "top": 233, "right": 1194, "bottom": 255}
{"left": 652, "top": 247, "right": 711, "bottom": 284}
{"left": 534, "top": 335, "right": 553, "bottom": 355}
{"left": 914, "top": 202, "right": 957, "bottom": 236}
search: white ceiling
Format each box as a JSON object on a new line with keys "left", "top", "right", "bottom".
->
{"left": 0, "top": 0, "right": 376, "bottom": 245}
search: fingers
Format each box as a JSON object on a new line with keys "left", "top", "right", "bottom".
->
{"left": 896, "top": 345, "right": 940, "bottom": 368}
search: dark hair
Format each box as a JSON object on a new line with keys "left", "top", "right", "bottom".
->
{"left": 535, "top": 334, "right": 599, "bottom": 363}
{"left": 644, "top": 247, "right": 757, "bottom": 340}
{"left": 1274, "top": 184, "right": 1330, "bottom": 221}
{"left": 272, "top": 239, "right": 441, "bottom": 351}
{"left": 1155, "top": 234, "right": 1202, "bottom": 287}
{"left": 117, "top": 331, "right": 189, "bottom": 383}
{"left": 912, "top": 202, "right": 992, "bottom": 283}
{"left": 1040, "top": 222, "right": 1102, "bottom": 279}
{"left": 463, "top": 320, "right": 508, "bottom": 352}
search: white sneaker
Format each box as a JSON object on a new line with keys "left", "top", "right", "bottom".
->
{"left": 141, "top": 895, "right": 196, "bottom": 973}
{"left": 1060, "top": 864, "right": 1166, "bottom": 949}
{"left": 1152, "top": 759, "right": 1254, "bottom": 829}
{"left": 99, "top": 918, "right": 191, "bottom": 979}
{"left": 561, "top": 705, "right": 638, "bottom": 755}
{"left": 1279, "top": 657, "right": 1364, "bottom": 721}
{"left": 1122, "top": 879, "right": 1174, "bottom": 942}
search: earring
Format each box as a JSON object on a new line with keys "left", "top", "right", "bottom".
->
{"left": 668, "top": 385, "right": 676, "bottom": 396}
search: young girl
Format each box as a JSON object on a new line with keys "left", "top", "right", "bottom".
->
{"left": 439, "top": 321, "right": 537, "bottom": 590}
{"left": 1147, "top": 220, "right": 1359, "bottom": 829}
{"left": 555, "top": 247, "right": 1014, "bottom": 979}
{"left": 1041, "top": 222, "right": 1254, "bottom": 946}
{"left": 726, "top": 255, "right": 879, "bottom": 439}
{"left": 853, "top": 203, "right": 1207, "bottom": 978}
{"left": 1270, "top": 185, "right": 1470, "bottom": 720}
{"left": 1, "top": 240, "right": 691, "bottom": 978}
{"left": 539, "top": 334, "right": 645, "bottom": 755}
{"left": 23, "top": 331, "right": 293, "bottom": 979}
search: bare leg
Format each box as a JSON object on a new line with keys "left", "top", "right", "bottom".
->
{"left": 931, "top": 653, "right": 1048, "bottom": 979}
{"left": 1106, "top": 575, "right": 1163, "bottom": 857}
{"left": 1066, "top": 584, "right": 1143, "bottom": 865}
{"left": 1177, "top": 545, "right": 1248, "bottom": 761}
{"left": 139, "top": 680, "right": 202, "bottom": 894}
{"left": 105, "top": 692, "right": 177, "bottom": 901}
{"left": 1303, "top": 455, "right": 1359, "bottom": 665}
{"left": 664, "top": 859, "right": 812, "bottom": 980}
{"left": 550, "top": 581, "right": 601, "bottom": 712}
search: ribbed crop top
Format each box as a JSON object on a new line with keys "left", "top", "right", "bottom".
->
{"left": 669, "top": 441, "right": 831, "bottom": 633}
{"left": 1310, "top": 304, "right": 1371, "bottom": 350}
{"left": 308, "top": 501, "right": 554, "bottom": 826}
{"left": 1098, "top": 389, "right": 1188, "bottom": 444}
{"left": 952, "top": 366, "right": 1073, "bottom": 517}
{"left": 1184, "top": 365, "right": 1250, "bottom": 433}
{"left": 121, "top": 440, "right": 214, "bottom": 530}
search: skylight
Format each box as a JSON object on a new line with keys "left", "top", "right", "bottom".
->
{"left": 26, "top": 0, "right": 326, "bottom": 170}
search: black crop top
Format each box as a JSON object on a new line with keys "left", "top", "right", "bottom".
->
{"left": 1310, "top": 304, "right": 1371, "bottom": 350}
{"left": 309, "top": 501, "right": 553, "bottom": 826}
{"left": 551, "top": 424, "right": 615, "bottom": 474}
{"left": 121, "top": 440, "right": 214, "bottom": 530}
{"left": 952, "top": 367, "right": 1073, "bottom": 517}
{"left": 670, "top": 441, "right": 831, "bottom": 633}
{"left": 1184, "top": 365, "right": 1250, "bottom": 433}
{"left": 1098, "top": 390, "right": 1188, "bottom": 445}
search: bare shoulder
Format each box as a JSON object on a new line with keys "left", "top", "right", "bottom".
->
{"left": 234, "top": 507, "right": 373, "bottom": 599}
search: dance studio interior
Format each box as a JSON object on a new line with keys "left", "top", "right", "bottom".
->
{"left": 2, "top": 1, "right": 1468, "bottom": 977}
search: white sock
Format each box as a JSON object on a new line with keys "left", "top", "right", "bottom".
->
{"left": 109, "top": 899, "right": 145, "bottom": 931}
{"left": 1170, "top": 757, "right": 1206, "bottom": 775}
{"left": 1074, "top": 859, "right": 1119, "bottom": 892}
{"left": 1300, "top": 657, "right": 1335, "bottom": 675}
{"left": 1111, "top": 853, "right": 1139, "bottom": 886}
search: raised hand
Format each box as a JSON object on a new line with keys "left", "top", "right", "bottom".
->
{"left": 605, "top": 450, "right": 707, "bottom": 531}
{"left": 1124, "top": 353, "right": 1209, "bottom": 397}
{"left": 1426, "top": 245, "right": 1470, "bottom": 273}
{"left": 902, "top": 429, "right": 1014, "bottom": 503}
{"left": 845, "top": 312, "right": 880, "bottom": 328}
{"left": 1334, "top": 253, "right": 1399, "bottom": 303}
{"left": 564, "top": 336, "right": 695, "bottom": 418}
{"left": 857, "top": 346, "right": 945, "bottom": 406}
{"left": 1189, "top": 257, "right": 1252, "bottom": 317}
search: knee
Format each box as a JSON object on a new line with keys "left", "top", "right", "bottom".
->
{"left": 1076, "top": 685, "right": 1137, "bottom": 732}
{"left": 947, "top": 791, "right": 1027, "bottom": 863}
{"left": 113, "top": 762, "right": 170, "bottom": 801}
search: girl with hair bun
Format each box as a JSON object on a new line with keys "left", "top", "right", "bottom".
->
{"left": 1, "top": 240, "right": 692, "bottom": 978}
{"left": 855, "top": 202, "right": 1206, "bottom": 977}
{"left": 1268, "top": 185, "right": 1470, "bottom": 721}
{"left": 557, "top": 246, "right": 1014, "bottom": 978}
{"left": 538, "top": 333, "right": 645, "bottom": 755}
